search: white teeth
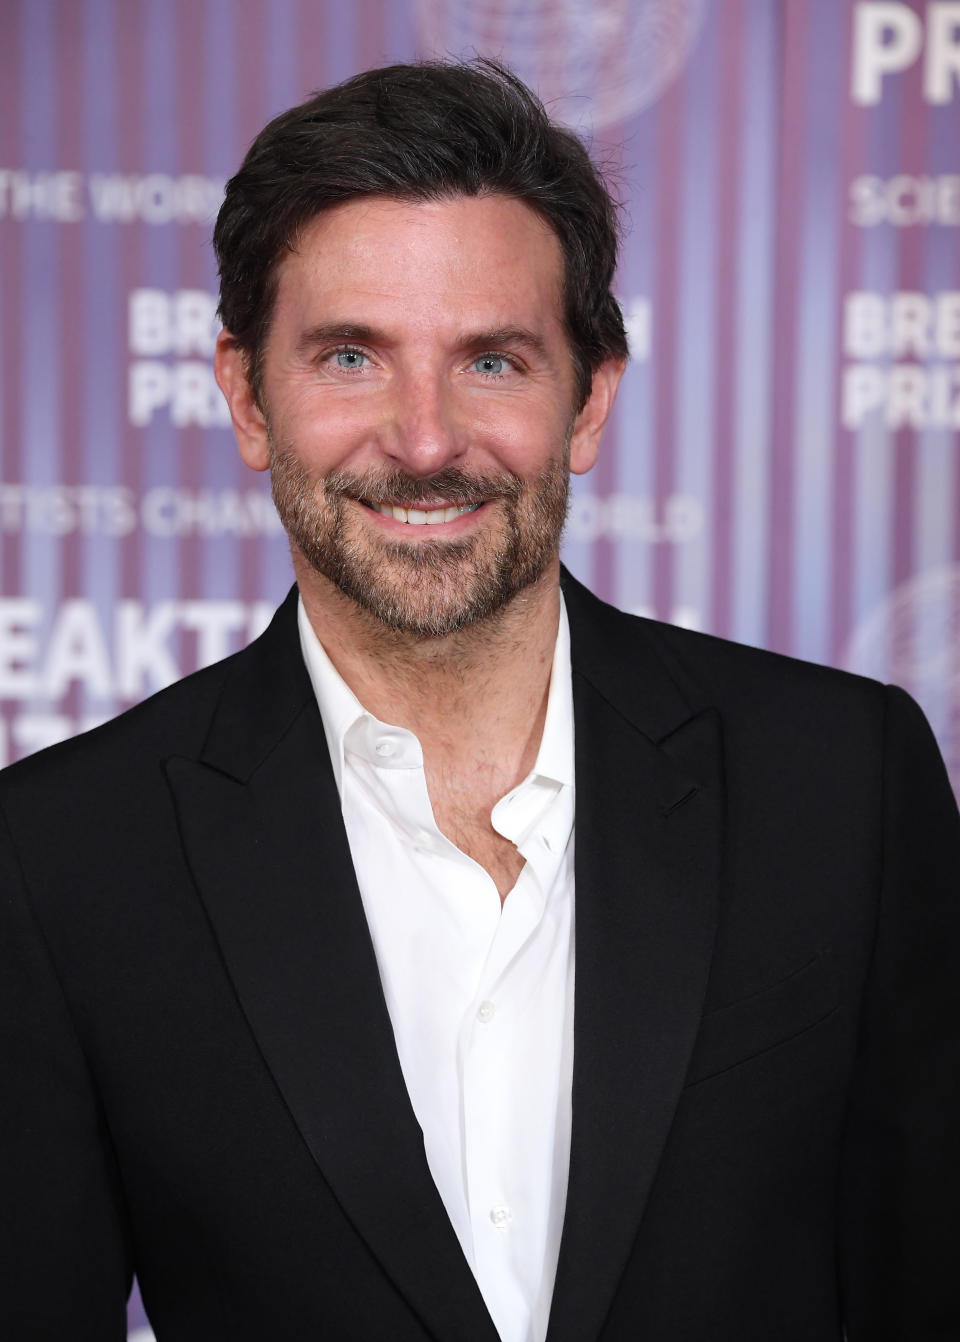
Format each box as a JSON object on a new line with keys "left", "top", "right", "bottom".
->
{"left": 370, "top": 502, "right": 482, "bottom": 525}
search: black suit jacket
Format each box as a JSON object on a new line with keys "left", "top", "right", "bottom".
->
{"left": 1, "top": 572, "right": 958, "bottom": 1341}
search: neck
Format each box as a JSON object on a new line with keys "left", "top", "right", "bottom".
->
{"left": 295, "top": 554, "right": 562, "bottom": 792}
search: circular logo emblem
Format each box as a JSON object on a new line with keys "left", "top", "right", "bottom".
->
{"left": 842, "top": 564, "right": 960, "bottom": 797}
{"left": 414, "top": 0, "right": 706, "bottom": 129}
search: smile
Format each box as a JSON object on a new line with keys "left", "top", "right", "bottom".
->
{"left": 365, "top": 502, "right": 482, "bottom": 526}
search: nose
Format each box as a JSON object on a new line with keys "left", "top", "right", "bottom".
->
{"left": 382, "top": 369, "right": 465, "bottom": 476}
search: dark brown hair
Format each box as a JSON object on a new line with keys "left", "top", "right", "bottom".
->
{"left": 213, "top": 59, "right": 628, "bottom": 410}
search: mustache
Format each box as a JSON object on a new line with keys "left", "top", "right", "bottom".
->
{"left": 321, "top": 467, "right": 523, "bottom": 507}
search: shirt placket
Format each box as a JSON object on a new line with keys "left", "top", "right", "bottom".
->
{"left": 460, "top": 858, "right": 545, "bottom": 1342}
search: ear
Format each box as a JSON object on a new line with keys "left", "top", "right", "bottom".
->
{"left": 568, "top": 357, "right": 626, "bottom": 476}
{"left": 214, "top": 329, "right": 270, "bottom": 472}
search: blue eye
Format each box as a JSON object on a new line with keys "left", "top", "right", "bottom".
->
{"left": 474, "top": 354, "right": 505, "bottom": 376}
{"left": 334, "top": 349, "right": 368, "bottom": 370}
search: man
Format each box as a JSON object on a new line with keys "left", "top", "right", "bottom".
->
{"left": 1, "top": 60, "right": 958, "bottom": 1342}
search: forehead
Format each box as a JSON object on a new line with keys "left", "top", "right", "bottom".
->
{"left": 271, "top": 194, "right": 567, "bottom": 337}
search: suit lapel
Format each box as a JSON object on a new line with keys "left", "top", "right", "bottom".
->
{"left": 164, "top": 577, "right": 722, "bottom": 1342}
{"left": 166, "top": 592, "right": 499, "bottom": 1342}
{"left": 547, "top": 574, "right": 724, "bottom": 1342}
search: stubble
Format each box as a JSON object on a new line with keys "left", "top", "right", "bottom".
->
{"left": 269, "top": 447, "right": 571, "bottom": 638}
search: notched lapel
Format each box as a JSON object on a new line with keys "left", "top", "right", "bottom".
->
{"left": 547, "top": 661, "right": 723, "bottom": 1342}
{"left": 165, "top": 622, "right": 498, "bottom": 1342}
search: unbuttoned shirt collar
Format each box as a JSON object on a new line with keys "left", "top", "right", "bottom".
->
{"left": 296, "top": 592, "right": 575, "bottom": 860}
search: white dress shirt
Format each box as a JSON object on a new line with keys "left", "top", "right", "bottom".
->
{"left": 297, "top": 597, "right": 576, "bottom": 1342}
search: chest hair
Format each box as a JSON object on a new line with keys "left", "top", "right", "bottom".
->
{"left": 428, "top": 759, "right": 526, "bottom": 904}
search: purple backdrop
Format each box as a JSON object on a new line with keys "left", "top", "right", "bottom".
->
{"left": 2, "top": 1, "right": 958, "bottom": 1334}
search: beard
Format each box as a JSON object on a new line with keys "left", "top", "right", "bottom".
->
{"left": 268, "top": 444, "right": 571, "bottom": 638}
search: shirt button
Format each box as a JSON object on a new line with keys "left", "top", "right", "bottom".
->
{"left": 413, "top": 828, "right": 434, "bottom": 850}
{"left": 374, "top": 739, "right": 395, "bottom": 758}
{"left": 476, "top": 1000, "right": 495, "bottom": 1024}
{"left": 490, "top": 1205, "right": 512, "bottom": 1230}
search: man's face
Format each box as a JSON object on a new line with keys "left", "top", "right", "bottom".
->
{"left": 220, "top": 194, "right": 618, "bottom": 636}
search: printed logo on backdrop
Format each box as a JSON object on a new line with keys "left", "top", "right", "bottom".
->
{"left": 851, "top": 2, "right": 960, "bottom": 106}
{"left": 848, "top": 6, "right": 960, "bottom": 229}
{"left": 848, "top": 174, "right": 960, "bottom": 227}
{"left": 841, "top": 291, "right": 960, "bottom": 430}
{"left": 415, "top": 0, "right": 706, "bottom": 128}
{"left": 842, "top": 565, "right": 960, "bottom": 797}
{"left": 129, "top": 289, "right": 229, "bottom": 428}
{"left": 0, "top": 171, "right": 224, "bottom": 224}
{"left": 0, "top": 599, "right": 275, "bottom": 767}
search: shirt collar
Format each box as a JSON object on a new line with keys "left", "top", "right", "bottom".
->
{"left": 297, "top": 600, "right": 364, "bottom": 798}
{"left": 297, "top": 593, "right": 574, "bottom": 800}
{"left": 529, "top": 595, "right": 573, "bottom": 789}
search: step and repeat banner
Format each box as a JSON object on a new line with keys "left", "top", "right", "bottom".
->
{"left": 1, "top": 1, "right": 958, "bottom": 1333}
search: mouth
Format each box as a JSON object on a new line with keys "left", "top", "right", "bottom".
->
{"left": 361, "top": 500, "right": 483, "bottom": 526}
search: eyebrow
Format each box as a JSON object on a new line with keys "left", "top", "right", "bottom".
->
{"left": 457, "top": 327, "right": 549, "bottom": 359}
{"left": 296, "top": 323, "right": 380, "bottom": 355}
{"left": 296, "top": 322, "right": 549, "bottom": 360}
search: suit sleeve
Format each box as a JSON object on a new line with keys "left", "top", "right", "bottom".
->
{"left": 839, "top": 685, "right": 960, "bottom": 1339}
{"left": 0, "top": 805, "right": 131, "bottom": 1339}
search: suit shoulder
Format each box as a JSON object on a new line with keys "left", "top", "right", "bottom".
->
{"left": 644, "top": 615, "right": 885, "bottom": 708}
{"left": 569, "top": 578, "right": 893, "bottom": 754}
{"left": 565, "top": 572, "right": 884, "bottom": 708}
{"left": 0, "top": 652, "right": 235, "bottom": 803}
{"left": 623, "top": 614, "right": 917, "bottom": 809}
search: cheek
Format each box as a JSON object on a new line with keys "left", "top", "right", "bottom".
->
{"left": 471, "top": 398, "right": 572, "bottom": 468}
{"left": 269, "top": 391, "right": 370, "bottom": 468}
